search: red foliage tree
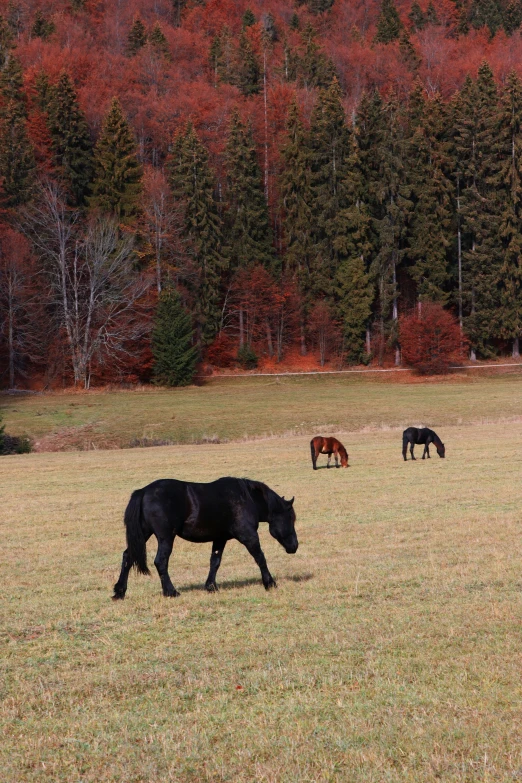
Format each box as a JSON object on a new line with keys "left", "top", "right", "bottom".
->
{"left": 399, "top": 302, "right": 468, "bottom": 375}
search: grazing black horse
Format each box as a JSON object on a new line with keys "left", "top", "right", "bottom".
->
{"left": 402, "top": 427, "right": 445, "bottom": 461}
{"left": 113, "top": 477, "right": 298, "bottom": 599}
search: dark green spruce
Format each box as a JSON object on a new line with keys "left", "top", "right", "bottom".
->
{"left": 152, "top": 287, "right": 199, "bottom": 387}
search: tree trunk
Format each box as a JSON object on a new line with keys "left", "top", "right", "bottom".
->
{"left": 513, "top": 336, "right": 520, "bottom": 358}
{"left": 266, "top": 320, "right": 273, "bottom": 357}
{"left": 239, "top": 307, "right": 244, "bottom": 348}
{"left": 300, "top": 321, "right": 307, "bottom": 356}
{"left": 365, "top": 327, "right": 371, "bottom": 356}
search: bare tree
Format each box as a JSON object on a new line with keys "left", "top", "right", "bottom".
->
{"left": 0, "top": 229, "right": 44, "bottom": 388}
{"left": 21, "top": 181, "right": 151, "bottom": 388}
{"left": 142, "top": 166, "right": 184, "bottom": 293}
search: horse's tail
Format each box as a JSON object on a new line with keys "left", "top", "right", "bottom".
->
{"left": 310, "top": 438, "right": 316, "bottom": 465}
{"left": 124, "top": 489, "right": 150, "bottom": 575}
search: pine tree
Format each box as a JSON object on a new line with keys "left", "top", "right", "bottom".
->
{"left": 374, "top": 0, "right": 403, "bottom": 43}
{"left": 235, "top": 29, "right": 261, "bottom": 96}
{"left": 280, "top": 98, "right": 314, "bottom": 292}
{"left": 152, "top": 287, "right": 199, "bottom": 386}
{"left": 0, "top": 99, "right": 36, "bottom": 206}
{"left": 209, "top": 26, "right": 235, "bottom": 86}
{"left": 225, "top": 109, "right": 274, "bottom": 271}
{"left": 497, "top": 71, "right": 522, "bottom": 356}
{"left": 89, "top": 98, "right": 142, "bottom": 221}
{"left": 309, "top": 79, "right": 353, "bottom": 295}
{"left": 0, "top": 56, "right": 26, "bottom": 117}
{"left": 425, "top": 1, "right": 440, "bottom": 24}
{"left": 469, "top": 0, "right": 503, "bottom": 35}
{"left": 168, "top": 123, "right": 226, "bottom": 344}
{"left": 503, "top": 0, "right": 522, "bottom": 33}
{"left": 47, "top": 72, "right": 93, "bottom": 205}
{"left": 297, "top": 0, "right": 335, "bottom": 13}
{"left": 298, "top": 23, "right": 337, "bottom": 89}
{"left": 149, "top": 22, "right": 171, "bottom": 60}
{"left": 289, "top": 12, "right": 300, "bottom": 29}
{"left": 453, "top": 63, "right": 503, "bottom": 355}
{"left": 242, "top": 8, "right": 256, "bottom": 28}
{"left": 0, "top": 14, "right": 13, "bottom": 70}
{"left": 31, "top": 10, "right": 55, "bottom": 39}
{"left": 407, "top": 92, "right": 451, "bottom": 302}
{"left": 408, "top": 1, "right": 426, "bottom": 30}
{"left": 34, "top": 70, "right": 51, "bottom": 111}
{"left": 399, "top": 30, "right": 421, "bottom": 71}
{"left": 336, "top": 254, "right": 373, "bottom": 363}
{"left": 126, "top": 15, "right": 147, "bottom": 56}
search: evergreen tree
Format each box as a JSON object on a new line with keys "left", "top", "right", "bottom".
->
{"left": 0, "top": 99, "right": 36, "bottom": 206}
{"left": 425, "top": 1, "right": 440, "bottom": 24}
{"left": 374, "top": 0, "right": 403, "bottom": 43}
{"left": 0, "top": 56, "right": 25, "bottom": 117}
{"left": 31, "top": 10, "right": 55, "bottom": 39}
{"left": 89, "top": 98, "right": 142, "bottom": 221}
{"left": 235, "top": 29, "right": 261, "bottom": 96}
{"left": 371, "top": 95, "right": 413, "bottom": 362}
{"left": 168, "top": 123, "right": 226, "bottom": 344}
{"left": 469, "top": 0, "right": 503, "bottom": 35}
{"left": 34, "top": 70, "right": 51, "bottom": 111}
{"left": 453, "top": 63, "right": 503, "bottom": 355}
{"left": 336, "top": 254, "right": 373, "bottom": 362}
{"left": 497, "top": 71, "right": 522, "bottom": 355}
{"left": 298, "top": 23, "right": 337, "bottom": 89}
{"left": 0, "top": 14, "right": 13, "bottom": 70}
{"left": 503, "top": 0, "right": 522, "bottom": 33}
{"left": 280, "top": 98, "right": 314, "bottom": 292}
{"left": 297, "top": 0, "right": 335, "bottom": 13}
{"left": 149, "top": 22, "right": 171, "bottom": 60}
{"left": 152, "top": 287, "right": 199, "bottom": 386}
{"left": 399, "top": 30, "right": 421, "bottom": 70}
{"left": 225, "top": 109, "right": 274, "bottom": 271}
{"left": 47, "top": 72, "right": 93, "bottom": 205}
{"left": 242, "top": 8, "right": 256, "bottom": 28}
{"left": 209, "top": 26, "right": 235, "bottom": 86}
{"left": 309, "top": 79, "right": 354, "bottom": 295}
{"left": 289, "top": 12, "right": 300, "bottom": 29}
{"left": 407, "top": 91, "right": 452, "bottom": 302}
{"left": 408, "top": 1, "right": 426, "bottom": 30}
{"left": 126, "top": 16, "right": 147, "bottom": 56}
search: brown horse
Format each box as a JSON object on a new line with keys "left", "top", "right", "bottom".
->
{"left": 310, "top": 436, "right": 349, "bottom": 470}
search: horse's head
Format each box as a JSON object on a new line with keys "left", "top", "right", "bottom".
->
{"left": 269, "top": 495, "right": 298, "bottom": 554}
{"left": 339, "top": 447, "right": 349, "bottom": 468}
{"left": 436, "top": 440, "right": 445, "bottom": 458}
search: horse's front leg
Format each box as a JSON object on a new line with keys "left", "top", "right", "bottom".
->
{"left": 422, "top": 444, "right": 429, "bottom": 459}
{"left": 205, "top": 538, "right": 227, "bottom": 592}
{"left": 236, "top": 529, "right": 276, "bottom": 590}
{"left": 334, "top": 452, "right": 339, "bottom": 468}
{"left": 154, "top": 535, "right": 180, "bottom": 597}
{"left": 410, "top": 443, "right": 416, "bottom": 460}
{"left": 327, "top": 452, "right": 331, "bottom": 468}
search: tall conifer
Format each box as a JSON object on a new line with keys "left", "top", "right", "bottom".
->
{"left": 89, "top": 98, "right": 142, "bottom": 221}
{"left": 168, "top": 123, "right": 225, "bottom": 344}
{"left": 47, "top": 72, "right": 93, "bottom": 205}
{"left": 152, "top": 287, "right": 198, "bottom": 386}
{"left": 225, "top": 109, "right": 274, "bottom": 271}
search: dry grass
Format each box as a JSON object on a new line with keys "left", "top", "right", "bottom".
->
{"left": 2, "top": 407, "right": 522, "bottom": 781}
{"left": 2, "top": 372, "right": 522, "bottom": 451}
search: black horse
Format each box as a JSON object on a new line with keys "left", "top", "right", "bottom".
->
{"left": 113, "top": 477, "right": 298, "bottom": 599}
{"left": 403, "top": 427, "right": 445, "bottom": 461}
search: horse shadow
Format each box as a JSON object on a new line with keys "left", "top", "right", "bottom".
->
{"left": 180, "top": 572, "right": 314, "bottom": 593}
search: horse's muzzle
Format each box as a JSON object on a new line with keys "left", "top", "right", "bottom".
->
{"left": 285, "top": 542, "right": 298, "bottom": 554}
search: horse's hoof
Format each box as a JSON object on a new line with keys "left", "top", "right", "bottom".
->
{"left": 112, "top": 592, "right": 125, "bottom": 601}
{"left": 205, "top": 583, "right": 218, "bottom": 592}
{"left": 163, "top": 588, "right": 180, "bottom": 597}
{"left": 264, "top": 579, "right": 277, "bottom": 590}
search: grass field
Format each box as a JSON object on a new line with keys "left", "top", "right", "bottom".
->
{"left": 2, "top": 371, "right": 522, "bottom": 450}
{"left": 2, "top": 377, "right": 522, "bottom": 781}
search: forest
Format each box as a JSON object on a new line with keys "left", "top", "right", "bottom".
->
{"left": 0, "top": 0, "right": 522, "bottom": 387}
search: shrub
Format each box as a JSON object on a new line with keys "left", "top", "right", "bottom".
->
{"left": 399, "top": 302, "right": 467, "bottom": 375}
{"left": 0, "top": 433, "right": 32, "bottom": 455}
{"left": 206, "top": 333, "right": 235, "bottom": 367}
{"left": 237, "top": 343, "right": 258, "bottom": 369}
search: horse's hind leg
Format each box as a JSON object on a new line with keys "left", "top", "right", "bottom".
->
{"left": 410, "top": 443, "right": 416, "bottom": 460}
{"left": 205, "top": 538, "right": 227, "bottom": 592}
{"left": 113, "top": 530, "right": 152, "bottom": 600}
{"left": 113, "top": 549, "right": 132, "bottom": 600}
{"left": 327, "top": 453, "right": 331, "bottom": 468}
{"left": 334, "top": 451, "right": 339, "bottom": 468}
{"left": 154, "top": 535, "right": 180, "bottom": 597}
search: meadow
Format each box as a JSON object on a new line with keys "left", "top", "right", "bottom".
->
{"left": 1, "top": 374, "right": 522, "bottom": 781}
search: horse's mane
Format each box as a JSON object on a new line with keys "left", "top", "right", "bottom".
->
{"left": 243, "top": 478, "right": 285, "bottom": 515}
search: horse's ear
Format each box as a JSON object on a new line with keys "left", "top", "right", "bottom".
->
{"left": 288, "top": 496, "right": 295, "bottom": 507}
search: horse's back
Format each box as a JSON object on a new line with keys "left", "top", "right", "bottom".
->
{"left": 403, "top": 427, "right": 419, "bottom": 442}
